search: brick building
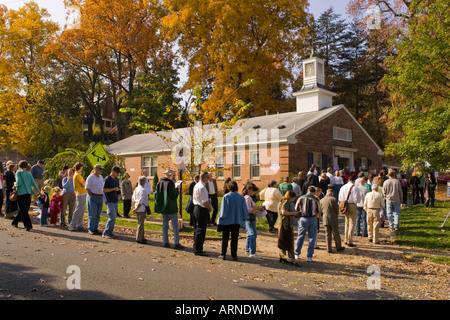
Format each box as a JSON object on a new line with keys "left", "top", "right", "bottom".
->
{"left": 107, "top": 55, "right": 383, "bottom": 192}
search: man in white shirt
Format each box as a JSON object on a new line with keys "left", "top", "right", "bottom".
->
{"left": 326, "top": 167, "right": 335, "bottom": 189}
{"left": 338, "top": 175, "right": 361, "bottom": 247}
{"left": 132, "top": 176, "right": 150, "bottom": 244}
{"left": 192, "top": 172, "right": 213, "bottom": 256}
{"left": 85, "top": 164, "right": 105, "bottom": 235}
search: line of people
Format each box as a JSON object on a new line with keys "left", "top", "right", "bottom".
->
{"left": 0, "top": 157, "right": 432, "bottom": 267}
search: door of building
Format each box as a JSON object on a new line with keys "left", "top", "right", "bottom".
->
{"left": 338, "top": 157, "right": 349, "bottom": 170}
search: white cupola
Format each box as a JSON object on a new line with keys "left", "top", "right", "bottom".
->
{"left": 293, "top": 52, "right": 337, "bottom": 113}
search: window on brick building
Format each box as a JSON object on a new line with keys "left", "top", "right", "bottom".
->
{"left": 216, "top": 155, "right": 224, "bottom": 178}
{"left": 360, "top": 157, "right": 368, "bottom": 170}
{"left": 232, "top": 153, "right": 241, "bottom": 179}
{"left": 333, "top": 127, "right": 352, "bottom": 142}
{"left": 250, "top": 152, "right": 260, "bottom": 179}
{"left": 142, "top": 156, "right": 158, "bottom": 177}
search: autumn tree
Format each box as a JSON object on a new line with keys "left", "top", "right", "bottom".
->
{"left": 60, "top": 0, "right": 174, "bottom": 140}
{"left": 0, "top": 1, "right": 84, "bottom": 157}
{"left": 162, "top": 0, "right": 312, "bottom": 122}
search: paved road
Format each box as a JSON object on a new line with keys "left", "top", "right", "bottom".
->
{"left": 0, "top": 213, "right": 422, "bottom": 302}
{"left": 0, "top": 217, "right": 299, "bottom": 300}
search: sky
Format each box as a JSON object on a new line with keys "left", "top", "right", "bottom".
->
{"left": 2, "top": 0, "right": 352, "bottom": 26}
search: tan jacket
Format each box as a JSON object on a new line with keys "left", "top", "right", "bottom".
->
{"left": 320, "top": 195, "right": 340, "bottom": 226}
{"left": 259, "top": 187, "right": 282, "bottom": 212}
{"left": 364, "top": 191, "right": 385, "bottom": 211}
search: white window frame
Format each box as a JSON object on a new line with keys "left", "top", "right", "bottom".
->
{"left": 142, "top": 156, "right": 158, "bottom": 178}
{"left": 333, "top": 127, "right": 352, "bottom": 142}
{"left": 216, "top": 155, "right": 224, "bottom": 179}
{"left": 232, "top": 153, "right": 241, "bottom": 179}
{"left": 361, "top": 157, "right": 368, "bottom": 170}
{"left": 250, "top": 152, "right": 260, "bottom": 179}
{"left": 313, "top": 152, "right": 322, "bottom": 171}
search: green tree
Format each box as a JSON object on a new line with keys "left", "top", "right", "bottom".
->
{"left": 122, "top": 60, "right": 182, "bottom": 134}
{"left": 383, "top": 0, "right": 450, "bottom": 170}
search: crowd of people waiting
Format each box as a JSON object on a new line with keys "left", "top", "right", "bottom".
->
{"left": 0, "top": 157, "right": 438, "bottom": 266}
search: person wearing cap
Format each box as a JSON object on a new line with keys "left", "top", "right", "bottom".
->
{"left": 30, "top": 160, "right": 47, "bottom": 204}
{"left": 102, "top": 166, "right": 121, "bottom": 239}
{"left": 155, "top": 169, "right": 184, "bottom": 250}
{"left": 85, "top": 164, "right": 105, "bottom": 235}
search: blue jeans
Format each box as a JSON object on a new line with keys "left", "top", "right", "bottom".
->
{"left": 245, "top": 220, "right": 257, "bottom": 255}
{"left": 162, "top": 213, "right": 180, "bottom": 244}
{"left": 355, "top": 207, "right": 368, "bottom": 236}
{"left": 295, "top": 217, "right": 318, "bottom": 258}
{"left": 40, "top": 207, "right": 49, "bottom": 226}
{"left": 386, "top": 201, "right": 401, "bottom": 229}
{"left": 87, "top": 195, "right": 103, "bottom": 232}
{"left": 103, "top": 202, "right": 118, "bottom": 235}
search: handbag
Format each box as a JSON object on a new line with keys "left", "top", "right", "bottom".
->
{"left": 169, "top": 216, "right": 184, "bottom": 231}
{"left": 339, "top": 185, "right": 354, "bottom": 214}
{"left": 9, "top": 171, "right": 21, "bottom": 202}
{"left": 9, "top": 187, "right": 18, "bottom": 202}
{"left": 186, "top": 197, "right": 194, "bottom": 214}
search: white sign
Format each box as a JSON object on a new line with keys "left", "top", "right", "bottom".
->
{"left": 175, "top": 146, "right": 187, "bottom": 170}
{"left": 270, "top": 163, "right": 280, "bottom": 174}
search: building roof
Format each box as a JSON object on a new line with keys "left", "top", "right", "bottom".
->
{"left": 107, "top": 105, "right": 383, "bottom": 156}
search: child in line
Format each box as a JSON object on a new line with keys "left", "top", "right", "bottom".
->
{"left": 243, "top": 183, "right": 264, "bottom": 258}
{"left": 38, "top": 186, "right": 51, "bottom": 226}
{"left": 50, "top": 187, "right": 63, "bottom": 225}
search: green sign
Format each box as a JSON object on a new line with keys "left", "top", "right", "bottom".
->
{"left": 86, "top": 143, "right": 110, "bottom": 167}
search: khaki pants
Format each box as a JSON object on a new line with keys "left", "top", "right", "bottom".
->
{"left": 33, "top": 178, "right": 44, "bottom": 203}
{"left": 136, "top": 211, "right": 146, "bottom": 242}
{"left": 325, "top": 224, "right": 343, "bottom": 252}
{"left": 344, "top": 204, "right": 357, "bottom": 245}
{"left": 366, "top": 208, "right": 382, "bottom": 243}
{"left": 61, "top": 192, "right": 75, "bottom": 225}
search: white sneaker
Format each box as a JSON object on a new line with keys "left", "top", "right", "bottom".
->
{"left": 295, "top": 254, "right": 299, "bottom": 260}
{"left": 306, "top": 257, "right": 313, "bottom": 262}
{"left": 249, "top": 253, "right": 262, "bottom": 259}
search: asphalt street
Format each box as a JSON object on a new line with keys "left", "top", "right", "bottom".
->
{"left": 0, "top": 215, "right": 323, "bottom": 301}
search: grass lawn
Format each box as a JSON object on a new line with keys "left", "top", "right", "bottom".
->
{"left": 396, "top": 201, "right": 450, "bottom": 254}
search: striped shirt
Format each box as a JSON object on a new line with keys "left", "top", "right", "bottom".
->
{"left": 295, "top": 193, "right": 320, "bottom": 217}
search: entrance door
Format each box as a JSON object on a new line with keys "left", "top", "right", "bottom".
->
{"left": 337, "top": 157, "right": 349, "bottom": 170}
